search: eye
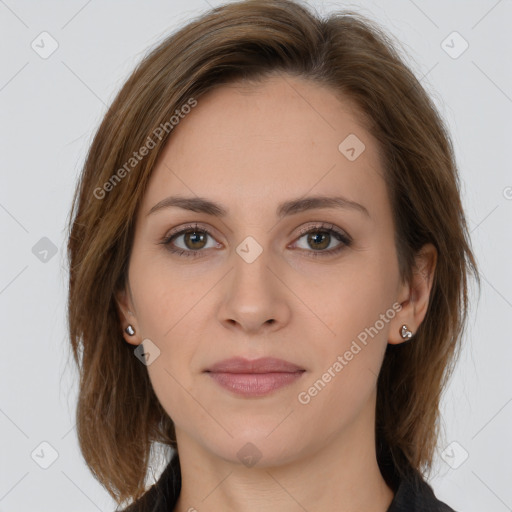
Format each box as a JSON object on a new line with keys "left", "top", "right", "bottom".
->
{"left": 292, "top": 223, "right": 352, "bottom": 258}
{"left": 160, "top": 223, "right": 220, "bottom": 258}
{"left": 159, "top": 222, "right": 352, "bottom": 259}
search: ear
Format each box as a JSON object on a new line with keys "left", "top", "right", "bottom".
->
{"left": 115, "top": 283, "right": 141, "bottom": 346}
{"left": 388, "top": 243, "right": 437, "bottom": 345}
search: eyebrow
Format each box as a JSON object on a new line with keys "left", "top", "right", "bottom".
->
{"left": 147, "top": 194, "right": 370, "bottom": 219}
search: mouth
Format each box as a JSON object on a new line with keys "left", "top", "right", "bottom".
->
{"left": 204, "top": 357, "right": 305, "bottom": 397}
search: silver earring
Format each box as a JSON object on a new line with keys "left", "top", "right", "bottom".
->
{"left": 400, "top": 324, "right": 413, "bottom": 339}
{"left": 125, "top": 325, "right": 135, "bottom": 336}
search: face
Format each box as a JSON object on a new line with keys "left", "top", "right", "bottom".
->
{"left": 116, "top": 73, "right": 431, "bottom": 467}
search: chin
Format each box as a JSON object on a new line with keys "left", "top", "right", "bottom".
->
{"left": 198, "top": 426, "right": 307, "bottom": 469}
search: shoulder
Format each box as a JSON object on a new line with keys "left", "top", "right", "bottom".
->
{"left": 387, "top": 467, "right": 458, "bottom": 512}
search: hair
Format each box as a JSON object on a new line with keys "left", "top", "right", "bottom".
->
{"left": 66, "top": 0, "right": 479, "bottom": 508}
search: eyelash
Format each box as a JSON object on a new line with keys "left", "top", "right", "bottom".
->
{"left": 159, "top": 222, "right": 352, "bottom": 259}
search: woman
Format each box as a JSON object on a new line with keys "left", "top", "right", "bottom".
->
{"left": 66, "top": 1, "right": 479, "bottom": 510}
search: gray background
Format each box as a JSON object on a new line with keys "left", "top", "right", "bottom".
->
{"left": 0, "top": 0, "right": 511, "bottom": 511}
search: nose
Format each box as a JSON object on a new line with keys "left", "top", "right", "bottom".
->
{"left": 217, "top": 244, "right": 291, "bottom": 335}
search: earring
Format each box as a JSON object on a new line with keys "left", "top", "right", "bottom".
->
{"left": 125, "top": 325, "right": 135, "bottom": 336}
{"left": 400, "top": 324, "right": 413, "bottom": 339}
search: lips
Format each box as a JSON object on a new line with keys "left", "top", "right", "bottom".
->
{"left": 204, "top": 357, "right": 305, "bottom": 397}
{"left": 204, "top": 357, "right": 304, "bottom": 374}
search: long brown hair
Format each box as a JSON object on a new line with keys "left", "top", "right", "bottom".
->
{"left": 66, "top": 0, "right": 479, "bottom": 507}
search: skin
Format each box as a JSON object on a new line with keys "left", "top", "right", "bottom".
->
{"left": 116, "top": 73, "right": 437, "bottom": 512}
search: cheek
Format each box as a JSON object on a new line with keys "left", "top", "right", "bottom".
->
{"left": 129, "top": 258, "right": 209, "bottom": 423}
{"left": 130, "top": 253, "right": 198, "bottom": 339}
{"left": 296, "top": 295, "right": 393, "bottom": 432}
{"left": 305, "top": 257, "right": 398, "bottom": 355}
{"left": 300, "top": 246, "right": 399, "bottom": 401}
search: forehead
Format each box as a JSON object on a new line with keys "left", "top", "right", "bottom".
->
{"left": 140, "top": 74, "right": 387, "bottom": 222}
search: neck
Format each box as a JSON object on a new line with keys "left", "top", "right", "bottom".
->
{"left": 173, "top": 399, "right": 395, "bottom": 512}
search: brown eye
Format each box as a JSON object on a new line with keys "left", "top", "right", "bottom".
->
{"left": 293, "top": 223, "right": 352, "bottom": 258}
{"left": 181, "top": 229, "right": 208, "bottom": 250}
{"left": 305, "top": 231, "right": 331, "bottom": 250}
{"left": 160, "top": 223, "right": 219, "bottom": 258}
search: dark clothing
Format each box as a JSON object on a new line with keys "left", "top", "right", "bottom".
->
{"left": 386, "top": 468, "right": 456, "bottom": 511}
{"left": 121, "top": 454, "right": 456, "bottom": 512}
